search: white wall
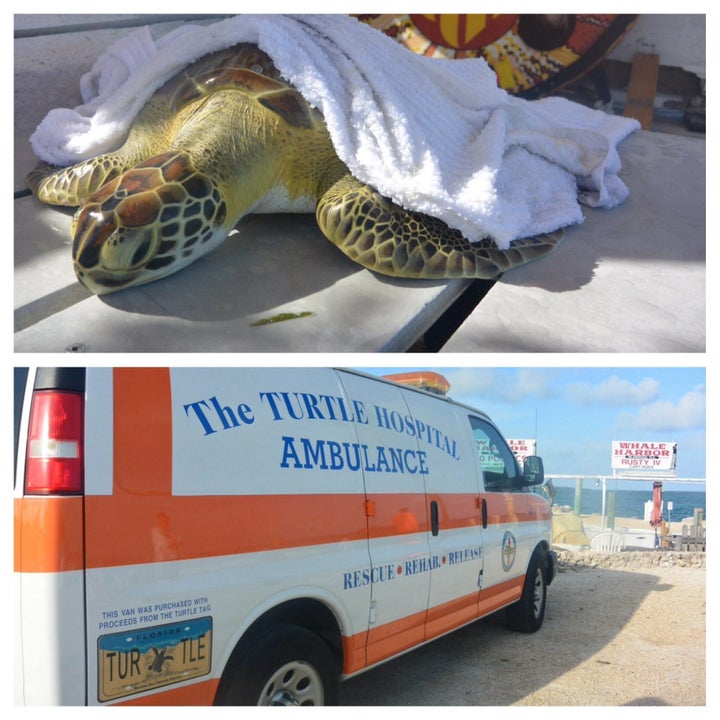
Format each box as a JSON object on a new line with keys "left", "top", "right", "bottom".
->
{"left": 609, "top": 15, "right": 706, "bottom": 78}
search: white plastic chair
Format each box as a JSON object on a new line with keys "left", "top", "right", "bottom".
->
{"left": 590, "top": 531, "right": 626, "bottom": 552}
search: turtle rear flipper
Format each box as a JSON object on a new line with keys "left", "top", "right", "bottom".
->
{"left": 316, "top": 174, "right": 563, "bottom": 279}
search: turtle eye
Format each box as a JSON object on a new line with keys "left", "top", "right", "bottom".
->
{"left": 130, "top": 238, "right": 153, "bottom": 268}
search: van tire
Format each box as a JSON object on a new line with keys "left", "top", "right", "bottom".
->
{"left": 505, "top": 549, "right": 547, "bottom": 633}
{"left": 217, "top": 624, "right": 338, "bottom": 706}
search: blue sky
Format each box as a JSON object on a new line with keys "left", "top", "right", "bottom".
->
{"left": 355, "top": 366, "right": 706, "bottom": 491}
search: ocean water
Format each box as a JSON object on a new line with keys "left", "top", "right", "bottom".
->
{"left": 548, "top": 485, "right": 706, "bottom": 521}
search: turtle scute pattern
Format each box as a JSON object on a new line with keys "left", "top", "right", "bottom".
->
{"left": 27, "top": 42, "right": 562, "bottom": 294}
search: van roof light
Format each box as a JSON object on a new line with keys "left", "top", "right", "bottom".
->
{"left": 383, "top": 372, "right": 451, "bottom": 396}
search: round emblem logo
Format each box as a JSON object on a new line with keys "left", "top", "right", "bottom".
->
{"left": 410, "top": 14, "right": 519, "bottom": 50}
{"left": 501, "top": 531, "right": 517, "bottom": 571}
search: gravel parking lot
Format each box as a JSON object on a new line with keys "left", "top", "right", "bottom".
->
{"left": 338, "top": 557, "right": 706, "bottom": 706}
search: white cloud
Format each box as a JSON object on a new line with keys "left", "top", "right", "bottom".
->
{"left": 445, "top": 368, "right": 554, "bottom": 403}
{"left": 443, "top": 368, "right": 498, "bottom": 398}
{"left": 616, "top": 386, "right": 706, "bottom": 432}
{"left": 507, "top": 368, "right": 554, "bottom": 401}
{"left": 566, "top": 375, "right": 660, "bottom": 406}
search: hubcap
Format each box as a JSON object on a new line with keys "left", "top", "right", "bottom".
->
{"left": 532, "top": 568, "right": 545, "bottom": 618}
{"left": 259, "top": 661, "right": 324, "bottom": 706}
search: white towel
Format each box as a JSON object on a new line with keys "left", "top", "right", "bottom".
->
{"left": 30, "top": 14, "right": 640, "bottom": 248}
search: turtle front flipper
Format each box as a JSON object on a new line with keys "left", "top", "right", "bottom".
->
{"left": 26, "top": 153, "right": 136, "bottom": 207}
{"left": 316, "top": 174, "right": 563, "bottom": 279}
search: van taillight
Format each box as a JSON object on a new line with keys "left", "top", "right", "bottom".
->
{"left": 25, "top": 390, "right": 84, "bottom": 495}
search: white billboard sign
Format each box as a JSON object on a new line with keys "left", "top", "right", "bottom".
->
{"left": 611, "top": 441, "right": 677, "bottom": 471}
{"left": 508, "top": 438, "right": 537, "bottom": 464}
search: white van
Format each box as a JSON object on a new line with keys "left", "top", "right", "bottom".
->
{"left": 14, "top": 367, "right": 557, "bottom": 706}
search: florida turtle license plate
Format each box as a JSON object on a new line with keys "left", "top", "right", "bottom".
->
{"left": 98, "top": 616, "right": 212, "bottom": 702}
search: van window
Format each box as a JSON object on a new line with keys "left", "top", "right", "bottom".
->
{"left": 469, "top": 416, "right": 521, "bottom": 491}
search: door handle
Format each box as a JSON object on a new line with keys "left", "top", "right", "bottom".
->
{"left": 430, "top": 500, "right": 439, "bottom": 536}
{"left": 481, "top": 498, "right": 488, "bottom": 529}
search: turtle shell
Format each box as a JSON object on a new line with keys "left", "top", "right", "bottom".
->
{"left": 154, "top": 43, "right": 316, "bottom": 129}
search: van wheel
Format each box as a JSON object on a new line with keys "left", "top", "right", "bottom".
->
{"left": 505, "top": 550, "right": 547, "bottom": 633}
{"left": 217, "top": 625, "right": 338, "bottom": 706}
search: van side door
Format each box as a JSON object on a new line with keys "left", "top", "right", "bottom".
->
{"left": 336, "top": 372, "right": 432, "bottom": 667}
{"left": 398, "top": 393, "right": 486, "bottom": 641}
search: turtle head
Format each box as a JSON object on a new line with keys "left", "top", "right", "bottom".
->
{"left": 72, "top": 151, "right": 228, "bottom": 294}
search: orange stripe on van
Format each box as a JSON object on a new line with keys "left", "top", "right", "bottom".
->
{"left": 342, "top": 633, "right": 369, "bottom": 675}
{"left": 485, "top": 492, "right": 551, "bottom": 524}
{"left": 425, "top": 590, "right": 483, "bottom": 640}
{"left": 14, "top": 496, "right": 84, "bottom": 573}
{"left": 84, "top": 492, "right": 545, "bottom": 568}
{"left": 362, "top": 577, "right": 525, "bottom": 669}
{"left": 423, "top": 576, "right": 521, "bottom": 644}
{"left": 366, "top": 606, "right": 427, "bottom": 666}
{"left": 477, "top": 575, "right": 524, "bottom": 617}
{"left": 113, "top": 368, "right": 173, "bottom": 495}
{"left": 85, "top": 493, "right": 369, "bottom": 568}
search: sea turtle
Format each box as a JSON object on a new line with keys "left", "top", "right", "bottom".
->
{"left": 26, "top": 43, "right": 563, "bottom": 295}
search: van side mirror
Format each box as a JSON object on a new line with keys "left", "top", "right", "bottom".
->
{"left": 522, "top": 455, "right": 545, "bottom": 486}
